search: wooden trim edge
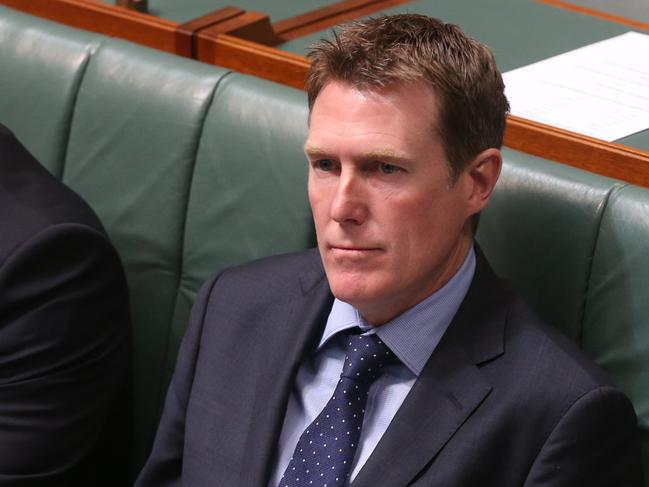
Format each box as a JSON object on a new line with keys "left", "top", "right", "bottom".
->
{"left": 0, "top": 0, "right": 190, "bottom": 55}
{"left": 177, "top": 7, "right": 245, "bottom": 57}
{"left": 200, "top": 11, "right": 283, "bottom": 46}
{"left": 505, "top": 115, "right": 649, "bottom": 186}
{"left": 538, "top": 0, "right": 649, "bottom": 32}
{"left": 196, "top": 33, "right": 310, "bottom": 89}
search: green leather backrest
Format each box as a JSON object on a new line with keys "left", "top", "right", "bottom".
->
{"left": 61, "top": 39, "right": 229, "bottom": 471}
{"left": 2, "top": 5, "right": 649, "bottom": 483}
{"left": 168, "top": 73, "right": 314, "bottom": 382}
{"left": 477, "top": 148, "right": 624, "bottom": 341}
{"left": 583, "top": 185, "right": 649, "bottom": 471}
{"left": 477, "top": 152, "right": 649, "bottom": 479}
{"left": 0, "top": 6, "right": 314, "bottom": 476}
{"left": 0, "top": 6, "right": 100, "bottom": 176}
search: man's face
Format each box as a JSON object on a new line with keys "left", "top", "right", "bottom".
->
{"left": 306, "top": 80, "right": 479, "bottom": 325}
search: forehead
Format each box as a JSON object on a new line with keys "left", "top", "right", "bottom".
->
{"left": 306, "top": 80, "right": 441, "bottom": 156}
{"left": 311, "top": 80, "right": 438, "bottom": 123}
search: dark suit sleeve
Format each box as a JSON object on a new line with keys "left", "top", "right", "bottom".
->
{"left": 134, "top": 273, "right": 219, "bottom": 487}
{"left": 0, "top": 223, "right": 130, "bottom": 486}
{"left": 524, "top": 386, "right": 644, "bottom": 486}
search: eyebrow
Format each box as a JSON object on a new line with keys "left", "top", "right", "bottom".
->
{"left": 303, "top": 145, "right": 329, "bottom": 157}
{"left": 364, "top": 149, "right": 406, "bottom": 160}
{"left": 303, "top": 145, "right": 411, "bottom": 162}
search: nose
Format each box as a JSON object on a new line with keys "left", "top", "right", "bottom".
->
{"left": 331, "top": 170, "right": 368, "bottom": 225}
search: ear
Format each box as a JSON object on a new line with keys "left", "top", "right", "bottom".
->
{"left": 463, "top": 148, "right": 502, "bottom": 215}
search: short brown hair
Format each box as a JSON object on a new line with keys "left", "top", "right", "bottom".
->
{"left": 306, "top": 14, "right": 509, "bottom": 179}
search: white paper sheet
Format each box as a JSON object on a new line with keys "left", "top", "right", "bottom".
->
{"left": 503, "top": 32, "right": 649, "bottom": 141}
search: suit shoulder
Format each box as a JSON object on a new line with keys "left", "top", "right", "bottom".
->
{"left": 500, "top": 296, "right": 617, "bottom": 397}
{"left": 0, "top": 126, "right": 105, "bottom": 239}
{"left": 200, "top": 249, "right": 324, "bottom": 304}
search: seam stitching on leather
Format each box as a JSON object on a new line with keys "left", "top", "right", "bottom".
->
{"left": 156, "top": 70, "right": 235, "bottom": 419}
{"left": 60, "top": 38, "right": 105, "bottom": 182}
{"left": 579, "top": 182, "right": 628, "bottom": 347}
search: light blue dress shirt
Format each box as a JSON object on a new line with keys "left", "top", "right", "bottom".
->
{"left": 269, "top": 247, "right": 476, "bottom": 486}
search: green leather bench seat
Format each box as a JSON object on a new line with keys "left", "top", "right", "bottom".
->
{"left": 478, "top": 150, "right": 649, "bottom": 477}
{"left": 1, "top": 6, "right": 648, "bottom": 483}
{"left": 62, "top": 39, "right": 230, "bottom": 470}
{"left": 478, "top": 148, "right": 624, "bottom": 341}
{"left": 0, "top": 6, "right": 313, "bottom": 475}
{"left": 0, "top": 8, "right": 100, "bottom": 177}
{"left": 584, "top": 185, "right": 649, "bottom": 453}
{"left": 166, "top": 73, "right": 315, "bottom": 382}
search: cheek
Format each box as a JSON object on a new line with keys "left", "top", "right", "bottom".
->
{"left": 393, "top": 198, "right": 462, "bottom": 251}
{"left": 307, "top": 177, "right": 317, "bottom": 209}
{"left": 308, "top": 184, "right": 327, "bottom": 224}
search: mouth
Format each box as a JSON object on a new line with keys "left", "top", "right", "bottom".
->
{"left": 328, "top": 245, "right": 382, "bottom": 257}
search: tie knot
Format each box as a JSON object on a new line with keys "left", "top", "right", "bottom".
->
{"left": 341, "top": 333, "right": 397, "bottom": 383}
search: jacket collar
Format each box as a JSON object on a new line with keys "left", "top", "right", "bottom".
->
{"left": 239, "top": 253, "right": 334, "bottom": 486}
{"left": 240, "top": 247, "right": 510, "bottom": 487}
{"left": 351, "top": 247, "right": 509, "bottom": 487}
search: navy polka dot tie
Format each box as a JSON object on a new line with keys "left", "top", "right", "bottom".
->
{"left": 278, "top": 333, "right": 397, "bottom": 487}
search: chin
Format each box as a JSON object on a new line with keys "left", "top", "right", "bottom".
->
{"left": 327, "top": 274, "right": 384, "bottom": 309}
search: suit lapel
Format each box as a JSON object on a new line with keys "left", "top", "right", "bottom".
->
{"left": 352, "top": 249, "right": 510, "bottom": 487}
{"left": 238, "top": 259, "right": 334, "bottom": 486}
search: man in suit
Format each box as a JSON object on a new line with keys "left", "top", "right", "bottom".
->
{"left": 136, "top": 14, "right": 643, "bottom": 486}
{"left": 0, "top": 123, "right": 131, "bottom": 486}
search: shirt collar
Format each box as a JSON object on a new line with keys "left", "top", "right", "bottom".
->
{"left": 319, "top": 246, "right": 476, "bottom": 376}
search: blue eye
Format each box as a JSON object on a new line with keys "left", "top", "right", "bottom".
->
{"left": 316, "top": 159, "right": 334, "bottom": 171}
{"left": 379, "top": 163, "right": 399, "bottom": 174}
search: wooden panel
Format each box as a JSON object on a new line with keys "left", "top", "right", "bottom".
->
{"left": 200, "top": 11, "right": 283, "bottom": 46}
{"left": 0, "top": 0, "right": 192, "bottom": 56}
{"left": 505, "top": 115, "right": 649, "bottom": 187}
{"left": 195, "top": 32, "right": 310, "bottom": 89}
{"left": 538, "top": 0, "right": 649, "bottom": 32}
{"left": 177, "top": 6, "right": 245, "bottom": 57}
{"left": 274, "top": 0, "right": 412, "bottom": 41}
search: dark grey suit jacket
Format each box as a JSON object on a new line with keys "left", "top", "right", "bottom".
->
{"left": 0, "top": 124, "right": 131, "bottom": 486}
{"left": 136, "top": 248, "right": 643, "bottom": 486}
